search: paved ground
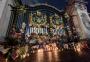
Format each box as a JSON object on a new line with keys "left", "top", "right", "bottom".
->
{"left": 0, "top": 45, "right": 90, "bottom": 62}
{"left": 13, "top": 49, "right": 90, "bottom": 62}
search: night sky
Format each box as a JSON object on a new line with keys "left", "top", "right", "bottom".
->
{"left": 48, "top": 0, "right": 90, "bottom": 12}
{"left": 21, "top": 0, "right": 90, "bottom": 12}
{"left": 87, "top": 0, "right": 90, "bottom": 12}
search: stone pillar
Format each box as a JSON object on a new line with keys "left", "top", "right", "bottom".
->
{"left": 66, "top": 0, "right": 90, "bottom": 39}
{"left": 0, "top": 0, "right": 13, "bottom": 38}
